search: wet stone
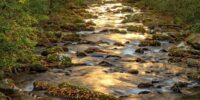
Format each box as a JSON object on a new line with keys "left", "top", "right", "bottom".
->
{"left": 113, "top": 42, "right": 125, "bottom": 46}
{"left": 139, "top": 40, "right": 161, "bottom": 47}
{"left": 128, "top": 69, "right": 139, "bottom": 74}
{"left": 76, "top": 52, "right": 87, "bottom": 57}
{"left": 138, "top": 83, "right": 154, "bottom": 88}
{"left": 186, "top": 58, "right": 200, "bottom": 68}
{"left": 65, "top": 71, "right": 71, "bottom": 76}
{"left": 160, "top": 49, "right": 168, "bottom": 52}
{"left": 135, "top": 48, "right": 145, "bottom": 54}
{"left": 121, "top": 7, "right": 133, "bottom": 12}
{"left": 30, "top": 63, "right": 49, "bottom": 73}
{"left": 79, "top": 40, "right": 96, "bottom": 45}
{"left": 127, "top": 25, "right": 146, "bottom": 33}
{"left": 105, "top": 55, "right": 122, "bottom": 60}
{"left": 168, "top": 57, "right": 182, "bottom": 63}
{"left": 171, "top": 85, "right": 182, "bottom": 93}
{"left": 33, "top": 81, "right": 50, "bottom": 91}
{"left": 138, "top": 91, "right": 151, "bottom": 94}
{"left": 99, "top": 61, "right": 114, "bottom": 67}
{"left": 41, "top": 50, "right": 48, "bottom": 56}
{"left": 173, "top": 82, "right": 188, "bottom": 88}
{"left": 135, "top": 57, "right": 146, "bottom": 63}
{"left": 188, "top": 74, "right": 200, "bottom": 82}
{"left": 62, "top": 46, "right": 69, "bottom": 52}
{"left": 151, "top": 80, "right": 160, "bottom": 84}
{"left": 85, "top": 47, "right": 103, "bottom": 53}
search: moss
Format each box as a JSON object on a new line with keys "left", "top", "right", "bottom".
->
{"left": 47, "top": 82, "right": 117, "bottom": 100}
{"left": 168, "top": 47, "right": 189, "bottom": 57}
{"left": 33, "top": 81, "right": 50, "bottom": 91}
{"left": 121, "top": 7, "right": 133, "bottom": 12}
{"left": 76, "top": 52, "right": 87, "bottom": 57}
{"left": 127, "top": 25, "right": 146, "bottom": 33}
{"left": 30, "top": 62, "right": 48, "bottom": 73}
{"left": 47, "top": 54, "right": 72, "bottom": 67}
{"left": 0, "top": 92, "right": 6, "bottom": 100}
{"left": 168, "top": 46, "right": 200, "bottom": 58}
{"left": 32, "top": 81, "right": 117, "bottom": 100}
{"left": 86, "top": 21, "right": 96, "bottom": 26}
{"left": 167, "top": 32, "right": 184, "bottom": 42}
{"left": 186, "top": 59, "right": 200, "bottom": 68}
{"left": 152, "top": 34, "right": 172, "bottom": 41}
{"left": 47, "top": 54, "right": 60, "bottom": 63}
{"left": 122, "top": 14, "right": 143, "bottom": 23}
{"left": 139, "top": 40, "right": 161, "bottom": 46}
{"left": 62, "top": 33, "right": 81, "bottom": 42}
{"left": 60, "top": 56, "right": 72, "bottom": 67}
{"left": 0, "top": 70, "right": 4, "bottom": 80}
{"left": 135, "top": 48, "right": 144, "bottom": 54}
{"left": 46, "top": 46, "right": 64, "bottom": 54}
{"left": 188, "top": 50, "right": 200, "bottom": 56}
{"left": 188, "top": 74, "right": 200, "bottom": 82}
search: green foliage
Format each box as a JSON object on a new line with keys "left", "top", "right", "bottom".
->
{"left": 142, "top": 0, "right": 200, "bottom": 22}
{"left": 0, "top": 0, "right": 97, "bottom": 70}
{"left": 0, "top": 0, "right": 37, "bottom": 69}
{"left": 191, "top": 23, "right": 200, "bottom": 33}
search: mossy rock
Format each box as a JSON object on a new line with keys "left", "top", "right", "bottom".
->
{"left": 33, "top": 81, "right": 50, "bottom": 91}
{"left": 47, "top": 54, "right": 60, "bottom": 63}
{"left": 127, "top": 25, "right": 146, "bottom": 33}
{"left": 46, "top": 82, "right": 117, "bottom": 100}
{"left": 121, "top": 7, "right": 133, "bottom": 12}
{"left": 187, "top": 50, "right": 200, "bottom": 56}
{"left": 61, "top": 56, "right": 72, "bottom": 67}
{"left": 46, "top": 46, "right": 64, "bottom": 54}
{"left": 122, "top": 14, "right": 143, "bottom": 23}
{"left": 30, "top": 62, "right": 48, "bottom": 73}
{"left": 47, "top": 54, "right": 72, "bottom": 67}
{"left": 135, "top": 48, "right": 144, "bottom": 54}
{"left": 62, "top": 33, "right": 81, "bottom": 42}
{"left": 60, "top": 23, "right": 88, "bottom": 31}
{"left": 152, "top": 34, "right": 172, "bottom": 41}
{"left": 167, "top": 32, "right": 184, "bottom": 42}
{"left": 44, "top": 31, "right": 59, "bottom": 43}
{"left": 186, "top": 59, "right": 200, "bottom": 68}
{"left": 139, "top": 40, "right": 161, "bottom": 46}
{"left": 168, "top": 47, "right": 189, "bottom": 57}
{"left": 188, "top": 74, "right": 200, "bottom": 82}
{"left": 86, "top": 21, "right": 96, "bottom": 26}
{"left": 76, "top": 52, "right": 87, "bottom": 57}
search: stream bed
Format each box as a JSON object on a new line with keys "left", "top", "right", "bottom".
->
{"left": 14, "top": 0, "right": 200, "bottom": 100}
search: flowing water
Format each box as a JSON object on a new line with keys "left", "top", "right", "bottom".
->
{"left": 14, "top": 0, "right": 200, "bottom": 100}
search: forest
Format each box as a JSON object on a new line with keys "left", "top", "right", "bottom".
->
{"left": 0, "top": 0, "right": 200, "bottom": 100}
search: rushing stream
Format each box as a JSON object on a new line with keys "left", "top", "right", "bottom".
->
{"left": 14, "top": 0, "right": 200, "bottom": 100}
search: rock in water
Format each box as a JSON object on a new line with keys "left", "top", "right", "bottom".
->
{"left": 128, "top": 69, "right": 139, "bottom": 74}
{"left": 76, "top": 52, "right": 87, "bottom": 57}
{"left": 99, "top": 61, "right": 114, "bottom": 67}
{"left": 138, "top": 83, "right": 153, "bottom": 88}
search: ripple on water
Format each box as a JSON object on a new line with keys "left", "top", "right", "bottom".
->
{"left": 122, "top": 45, "right": 135, "bottom": 56}
{"left": 23, "top": 83, "right": 34, "bottom": 92}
